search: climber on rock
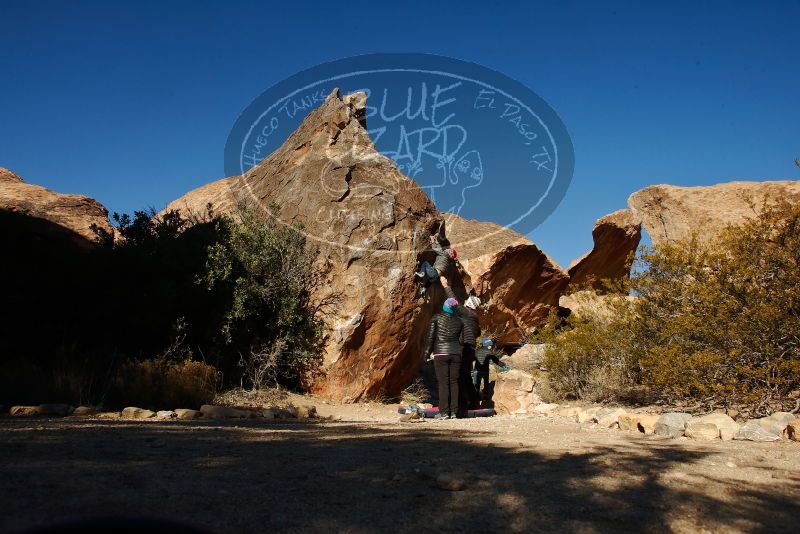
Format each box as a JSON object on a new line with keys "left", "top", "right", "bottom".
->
{"left": 414, "top": 235, "right": 458, "bottom": 292}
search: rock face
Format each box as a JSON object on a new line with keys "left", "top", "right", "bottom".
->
{"left": 0, "top": 167, "right": 113, "bottom": 247}
{"left": 443, "top": 214, "right": 570, "bottom": 345}
{"left": 164, "top": 90, "right": 440, "bottom": 401}
{"left": 492, "top": 369, "right": 540, "bottom": 415}
{"left": 559, "top": 290, "right": 632, "bottom": 323}
{"left": 0, "top": 167, "right": 24, "bottom": 183}
{"left": 567, "top": 209, "right": 641, "bottom": 291}
{"left": 628, "top": 181, "right": 800, "bottom": 247}
{"left": 504, "top": 343, "right": 546, "bottom": 371}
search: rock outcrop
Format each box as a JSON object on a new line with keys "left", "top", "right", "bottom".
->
{"left": 567, "top": 209, "right": 641, "bottom": 291}
{"left": 164, "top": 90, "right": 440, "bottom": 401}
{"left": 628, "top": 181, "right": 800, "bottom": 247}
{"left": 443, "top": 214, "right": 570, "bottom": 344}
{"left": 0, "top": 167, "right": 113, "bottom": 247}
{"left": 492, "top": 369, "right": 540, "bottom": 415}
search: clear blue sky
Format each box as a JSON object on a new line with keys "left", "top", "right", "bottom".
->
{"left": 1, "top": 0, "right": 798, "bottom": 267}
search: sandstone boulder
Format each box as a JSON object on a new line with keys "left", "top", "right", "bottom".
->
{"left": 654, "top": 412, "right": 692, "bottom": 438}
{"left": 174, "top": 409, "right": 202, "bottom": 420}
{"left": 559, "top": 290, "right": 633, "bottom": 323}
{"left": 0, "top": 167, "right": 23, "bottom": 183}
{"left": 504, "top": 343, "right": 546, "bottom": 371}
{"left": 9, "top": 406, "right": 41, "bottom": 416}
{"left": 575, "top": 406, "right": 602, "bottom": 424}
{"left": 618, "top": 413, "right": 643, "bottom": 432}
{"left": 733, "top": 419, "right": 784, "bottom": 442}
{"left": 567, "top": 209, "right": 641, "bottom": 292}
{"left": 72, "top": 406, "right": 97, "bottom": 416}
{"left": 762, "top": 412, "right": 796, "bottom": 432}
{"left": 593, "top": 407, "right": 627, "bottom": 428}
{"left": 156, "top": 410, "right": 177, "bottom": 420}
{"left": 165, "top": 90, "right": 440, "bottom": 401}
{"left": 443, "top": 214, "right": 570, "bottom": 345}
{"left": 636, "top": 415, "right": 661, "bottom": 435}
{"left": 0, "top": 168, "right": 113, "bottom": 248}
{"left": 492, "top": 370, "right": 540, "bottom": 415}
{"left": 121, "top": 407, "right": 155, "bottom": 419}
{"left": 698, "top": 413, "right": 740, "bottom": 441}
{"left": 685, "top": 422, "right": 720, "bottom": 440}
{"left": 628, "top": 181, "right": 800, "bottom": 247}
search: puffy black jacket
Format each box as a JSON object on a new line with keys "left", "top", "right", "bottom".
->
{"left": 424, "top": 311, "right": 464, "bottom": 357}
{"left": 431, "top": 240, "right": 455, "bottom": 278}
{"left": 443, "top": 287, "right": 480, "bottom": 346}
{"left": 474, "top": 347, "right": 502, "bottom": 372}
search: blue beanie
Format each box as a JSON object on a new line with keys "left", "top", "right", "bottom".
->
{"left": 482, "top": 338, "right": 494, "bottom": 348}
{"left": 443, "top": 297, "right": 458, "bottom": 314}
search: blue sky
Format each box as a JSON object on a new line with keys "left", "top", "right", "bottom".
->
{"left": 1, "top": 0, "right": 798, "bottom": 267}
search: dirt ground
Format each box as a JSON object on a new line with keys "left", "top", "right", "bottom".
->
{"left": 1, "top": 397, "right": 799, "bottom": 533}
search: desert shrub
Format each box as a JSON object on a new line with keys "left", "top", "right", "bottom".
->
{"left": 400, "top": 377, "right": 431, "bottom": 405}
{"left": 540, "top": 300, "right": 638, "bottom": 402}
{"left": 543, "top": 199, "right": 800, "bottom": 415}
{"left": 108, "top": 356, "right": 220, "bottom": 409}
{"left": 630, "top": 200, "right": 800, "bottom": 414}
{"left": 204, "top": 203, "right": 324, "bottom": 389}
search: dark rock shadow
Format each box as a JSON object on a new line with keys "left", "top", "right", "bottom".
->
{"left": 1, "top": 418, "right": 797, "bottom": 533}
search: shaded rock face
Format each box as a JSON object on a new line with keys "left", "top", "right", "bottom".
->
{"left": 165, "top": 90, "right": 440, "bottom": 401}
{"left": 0, "top": 168, "right": 113, "bottom": 247}
{"left": 628, "top": 181, "right": 800, "bottom": 247}
{"left": 567, "top": 209, "right": 641, "bottom": 292}
{"left": 443, "top": 214, "right": 570, "bottom": 345}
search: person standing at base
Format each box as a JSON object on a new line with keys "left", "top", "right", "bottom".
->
{"left": 444, "top": 287, "right": 482, "bottom": 416}
{"left": 423, "top": 297, "right": 465, "bottom": 419}
{"left": 474, "top": 338, "right": 504, "bottom": 400}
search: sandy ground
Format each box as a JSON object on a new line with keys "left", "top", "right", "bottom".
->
{"left": 1, "top": 397, "right": 799, "bottom": 534}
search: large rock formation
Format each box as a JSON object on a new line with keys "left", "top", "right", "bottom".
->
{"left": 442, "top": 214, "right": 570, "bottom": 345}
{"left": 0, "top": 167, "right": 113, "bottom": 247}
{"left": 567, "top": 209, "right": 641, "bottom": 291}
{"left": 165, "top": 90, "right": 441, "bottom": 400}
{"left": 628, "top": 181, "right": 800, "bottom": 246}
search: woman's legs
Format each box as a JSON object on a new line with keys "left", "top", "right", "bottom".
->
{"left": 448, "top": 353, "right": 461, "bottom": 417}
{"left": 434, "top": 356, "right": 451, "bottom": 415}
{"left": 434, "top": 354, "right": 462, "bottom": 417}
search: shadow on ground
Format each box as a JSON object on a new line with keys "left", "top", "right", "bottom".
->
{"left": 1, "top": 417, "right": 798, "bottom": 533}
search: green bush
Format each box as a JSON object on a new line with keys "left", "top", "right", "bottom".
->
{"left": 539, "top": 299, "right": 639, "bottom": 402}
{"left": 204, "top": 203, "right": 324, "bottom": 389}
{"left": 0, "top": 200, "right": 324, "bottom": 406}
{"left": 543, "top": 200, "right": 800, "bottom": 415}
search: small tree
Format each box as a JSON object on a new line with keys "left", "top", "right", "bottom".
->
{"left": 205, "top": 203, "right": 324, "bottom": 389}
